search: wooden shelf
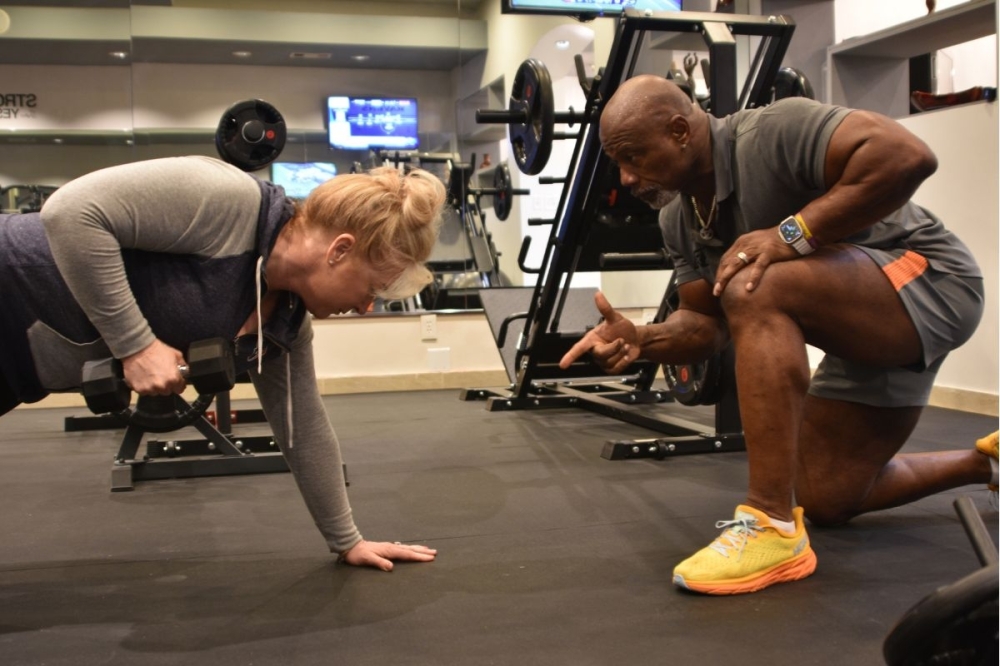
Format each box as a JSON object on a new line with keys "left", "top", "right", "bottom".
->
{"left": 0, "top": 129, "right": 134, "bottom": 146}
{"left": 0, "top": 128, "right": 328, "bottom": 146}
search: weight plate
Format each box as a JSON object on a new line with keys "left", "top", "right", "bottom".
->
{"left": 773, "top": 67, "right": 815, "bottom": 101}
{"left": 508, "top": 58, "right": 554, "bottom": 176}
{"left": 215, "top": 99, "right": 287, "bottom": 171}
{"left": 883, "top": 564, "right": 999, "bottom": 666}
{"left": 492, "top": 163, "right": 513, "bottom": 221}
{"left": 664, "top": 361, "right": 714, "bottom": 406}
{"left": 661, "top": 286, "right": 723, "bottom": 406}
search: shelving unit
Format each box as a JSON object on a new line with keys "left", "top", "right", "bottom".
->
{"left": 0, "top": 129, "right": 134, "bottom": 146}
{"left": 826, "top": 0, "right": 996, "bottom": 117}
{"left": 0, "top": 128, "right": 329, "bottom": 146}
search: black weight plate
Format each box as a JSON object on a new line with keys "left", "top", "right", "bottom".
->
{"left": 883, "top": 564, "right": 999, "bottom": 666}
{"left": 664, "top": 362, "right": 710, "bottom": 406}
{"left": 661, "top": 286, "right": 723, "bottom": 405}
{"left": 187, "top": 337, "right": 236, "bottom": 394}
{"left": 492, "top": 163, "right": 513, "bottom": 221}
{"left": 508, "top": 58, "right": 554, "bottom": 176}
{"left": 773, "top": 67, "right": 815, "bottom": 101}
{"left": 215, "top": 99, "right": 287, "bottom": 171}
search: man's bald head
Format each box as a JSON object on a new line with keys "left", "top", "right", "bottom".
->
{"left": 601, "top": 75, "right": 695, "bottom": 139}
{"left": 598, "top": 75, "right": 710, "bottom": 210}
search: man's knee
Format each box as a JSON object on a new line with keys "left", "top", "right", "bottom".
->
{"left": 718, "top": 267, "right": 786, "bottom": 321}
{"left": 800, "top": 500, "right": 857, "bottom": 528}
{"left": 796, "top": 473, "right": 863, "bottom": 527}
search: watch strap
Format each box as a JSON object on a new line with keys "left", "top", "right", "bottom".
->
{"left": 790, "top": 233, "right": 815, "bottom": 255}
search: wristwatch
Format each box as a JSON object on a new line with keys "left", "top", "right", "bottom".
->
{"left": 778, "top": 215, "right": 816, "bottom": 255}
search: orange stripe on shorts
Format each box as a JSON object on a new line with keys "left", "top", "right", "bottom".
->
{"left": 882, "top": 250, "right": 928, "bottom": 291}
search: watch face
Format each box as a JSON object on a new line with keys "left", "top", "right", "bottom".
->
{"left": 779, "top": 218, "right": 802, "bottom": 243}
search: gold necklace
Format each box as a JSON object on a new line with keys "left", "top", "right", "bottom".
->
{"left": 690, "top": 195, "right": 717, "bottom": 240}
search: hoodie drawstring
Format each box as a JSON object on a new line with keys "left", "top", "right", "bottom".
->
{"left": 255, "top": 255, "right": 293, "bottom": 448}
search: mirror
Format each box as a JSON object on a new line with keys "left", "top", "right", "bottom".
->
{"left": 0, "top": 0, "right": 478, "bottom": 310}
{"left": 0, "top": 1, "right": 135, "bottom": 213}
{"left": 126, "top": 0, "right": 475, "bottom": 312}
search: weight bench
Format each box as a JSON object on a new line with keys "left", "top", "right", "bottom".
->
{"left": 109, "top": 391, "right": 289, "bottom": 492}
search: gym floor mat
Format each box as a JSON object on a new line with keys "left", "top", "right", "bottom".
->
{"left": 1, "top": 390, "right": 996, "bottom": 665}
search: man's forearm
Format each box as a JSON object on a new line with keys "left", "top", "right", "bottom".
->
{"left": 636, "top": 309, "right": 728, "bottom": 365}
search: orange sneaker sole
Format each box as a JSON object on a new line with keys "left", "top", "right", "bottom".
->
{"left": 674, "top": 547, "right": 818, "bottom": 595}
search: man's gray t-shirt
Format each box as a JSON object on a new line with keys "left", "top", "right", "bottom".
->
{"left": 659, "top": 97, "right": 981, "bottom": 287}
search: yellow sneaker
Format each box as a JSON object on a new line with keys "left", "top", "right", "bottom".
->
{"left": 673, "top": 505, "right": 817, "bottom": 595}
{"left": 975, "top": 431, "right": 998, "bottom": 491}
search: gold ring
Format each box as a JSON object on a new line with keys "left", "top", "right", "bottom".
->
{"left": 737, "top": 251, "right": 749, "bottom": 264}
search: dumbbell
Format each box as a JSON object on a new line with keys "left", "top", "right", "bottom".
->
{"left": 82, "top": 338, "right": 236, "bottom": 416}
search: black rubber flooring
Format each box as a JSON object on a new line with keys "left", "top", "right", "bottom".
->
{"left": 1, "top": 389, "right": 997, "bottom": 665}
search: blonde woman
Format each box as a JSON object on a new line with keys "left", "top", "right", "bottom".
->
{"left": 1, "top": 156, "right": 445, "bottom": 570}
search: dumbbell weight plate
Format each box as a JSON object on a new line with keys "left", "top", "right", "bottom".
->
{"left": 187, "top": 337, "right": 236, "bottom": 394}
{"left": 661, "top": 286, "right": 723, "bottom": 406}
{"left": 215, "top": 99, "right": 287, "bottom": 171}
{"left": 508, "top": 58, "right": 554, "bottom": 176}
{"left": 773, "top": 67, "right": 815, "bottom": 101}
{"left": 663, "top": 355, "right": 722, "bottom": 407}
{"left": 492, "top": 163, "right": 514, "bottom": 222}
{"left": 81, "top": 357, "right": 131, "bottom": 415}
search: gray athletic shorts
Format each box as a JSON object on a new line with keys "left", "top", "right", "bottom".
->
{"left": 808, "top": 247, "right": 984, "bottom": 408}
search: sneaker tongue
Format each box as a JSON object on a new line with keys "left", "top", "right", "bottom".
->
{"left": 734, "top": 508, "right": 763, "bottom": 524}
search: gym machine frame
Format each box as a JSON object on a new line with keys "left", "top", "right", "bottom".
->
{"left": 462, "top": 9, "right": 796, "bottom": 461}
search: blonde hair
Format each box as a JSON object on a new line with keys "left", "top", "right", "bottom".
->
{"left": 298, "top": 165, "right": 446, "bottom": 298}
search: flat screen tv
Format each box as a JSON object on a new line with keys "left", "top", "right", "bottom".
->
{"left": 501, "top": 0, "right": 682, "bottom": 17}
{"left": 270, "top": 161, "right": 338, "bottom": 199}
{"left": 327, "top": 96, "right": 419, "bottom": 151}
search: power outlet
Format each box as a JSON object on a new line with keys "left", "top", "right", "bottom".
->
{"left": 427, "top": 347, "right": 450, "bottom": 371}
{"left": 420, "top": 314, "right": 437, "bottom": 341}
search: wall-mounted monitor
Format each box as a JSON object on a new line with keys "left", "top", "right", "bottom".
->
{"left": 501, "top": 0, "right": 682, "bottom": 17}
{"left": 327, "top": 96, "right": 419, "bottom": 151}
{"left": 270, "top": 161, "right": 338, "bottom": 199}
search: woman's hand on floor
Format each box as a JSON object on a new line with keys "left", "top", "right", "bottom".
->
{"left": 339, "top": 539, "right": 437, "bottom": 571}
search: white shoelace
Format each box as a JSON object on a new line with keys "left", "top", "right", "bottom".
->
{"left": 709, "top": 517, "right": 764, "bottom": 559}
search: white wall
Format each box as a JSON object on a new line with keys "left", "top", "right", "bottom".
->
{"left": 835, "top": 0, "right": 985, "bottom": 40}
{"left": 311, "top": 313, "right": 504, "bottom": 379}
{"left": 833, "top": 0, "right": 997, "bottom": 95}
{"left": 901, "top": 102, "right": 998, "bottom": 397}
{"left": 823, "top": 0, "right": 998, "bottom": 405}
